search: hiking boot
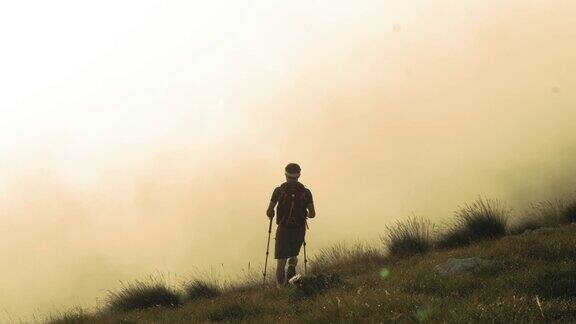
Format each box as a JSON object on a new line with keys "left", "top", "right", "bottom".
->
{"left": 288, "top": 274, "right": 303, "bottom": 286}
{"left": 286, "top": 265, "right": 296, "bottom": 282}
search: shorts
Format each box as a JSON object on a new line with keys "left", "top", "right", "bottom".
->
{"left": 274, "top": 225, "right": 306, "bottom": 259}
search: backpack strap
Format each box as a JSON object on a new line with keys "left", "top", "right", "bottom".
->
{"left": 277, "top": 187, "right": 287, "bottom": 225}
{"left": 286, "top": 192, "right": 296, "bottom": 225}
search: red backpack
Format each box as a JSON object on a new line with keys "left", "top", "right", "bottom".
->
{"left": 276, "top": 182, "right": 309, "bottom": 228}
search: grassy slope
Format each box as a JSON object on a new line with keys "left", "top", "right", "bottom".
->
{"left": 51, "top": 224, "right": 576, "bottom": 323}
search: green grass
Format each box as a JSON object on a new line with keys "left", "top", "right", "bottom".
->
{"left": 47, "top": 193, "right": 576, "bottom": 323}
{"left": 48, "top": 223, "right": 576, "bottom": 323}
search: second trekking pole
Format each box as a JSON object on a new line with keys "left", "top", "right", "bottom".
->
{"left": 303, "top": 218, "right": 309, "bottom": 276}
{"left": 263, "top": 217, "right": 273, "bottom": 285}
{"left": 303, "top": 240, "right": 307, "bottom": 276}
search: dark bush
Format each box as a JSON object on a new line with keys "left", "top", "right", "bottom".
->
{"left": 106, "top": 279, "right": 181, "bottom": 312}
{"left": 437, "top": 197, "right": 509, "bottom": 249}
{"left": 184, "top": 279, "right": 221, "bottom": 301}
{"left": 562, "top": 200, "right": 576, "bottom": 222}
{"left": 385, "top": 216, "right": 433, "bottom": 257}
{"left": 456, "top": 197, "right": 509, "bottom": 241}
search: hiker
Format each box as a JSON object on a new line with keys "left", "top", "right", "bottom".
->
{"left": 266, "top": 163, "right": 315, "bottom": 286}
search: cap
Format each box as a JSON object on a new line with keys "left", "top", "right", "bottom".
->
{"left": 285, "top": 163, "right": 301, "bottom": 178}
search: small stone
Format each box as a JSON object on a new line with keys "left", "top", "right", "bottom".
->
{"left": 434, "top": 257, "right": 492, "bottom": 276}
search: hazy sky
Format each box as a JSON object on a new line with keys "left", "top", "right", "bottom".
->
{"left": 1, "top": 0, "right": 575, "bottom": 321}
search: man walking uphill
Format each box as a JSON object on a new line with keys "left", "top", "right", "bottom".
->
{"left": 266, "top": 163, "right": 316, "bottom": 286}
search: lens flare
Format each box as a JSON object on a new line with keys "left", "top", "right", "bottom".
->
{"left": 379, "top": 268, "right": 390, "bottom": 280}
{"left": 416, "top": 305, "right": 432, "bottom": 321}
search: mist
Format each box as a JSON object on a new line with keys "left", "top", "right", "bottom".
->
{"left": 1, "top": 0, "right": 575, "bottom": 321}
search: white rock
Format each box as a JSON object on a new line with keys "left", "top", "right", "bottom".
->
{"left": 434, "top": 257, "right": 492, "bottom": 276}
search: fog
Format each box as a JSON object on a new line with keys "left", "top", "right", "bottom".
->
{"left": 1, "top": 0, "right": 575, "bottom": 321}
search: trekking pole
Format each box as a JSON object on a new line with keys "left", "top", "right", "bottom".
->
{"left": 303, "top": 240, "right": 307, "bottom": 276}
{"left": 303, "top": 218, "right": 309, "bottom": 276}
{"left": 263, "top": 217, "right": 273, "bottom": 285}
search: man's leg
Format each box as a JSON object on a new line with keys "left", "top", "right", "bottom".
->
{"left": 276, "top": 258, "right": 287, "bottom": 286}
{"left": 286, "top": 256, "right": 298, "bottom": 281}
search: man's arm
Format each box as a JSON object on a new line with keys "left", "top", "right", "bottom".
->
{"left": 306, "top": 189, "right": 316, "bottom": 218}
{"left": 267, "top": 187, "right": 279, "bottom": 218}
{"left": 307, "top": 203, "right": 316, "bottom": 218}
{"left": 266, "top": 201, "right": 276, "bottom": 218}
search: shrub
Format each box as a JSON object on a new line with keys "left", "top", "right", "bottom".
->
{"left": 529, "top": 199, "right": 569, "bottom": 227}
{"left": 385, "top": 216, "right": 433, "bottom": 257}
{"left": 309, "top": 243, "right": 385, "bottom": 275}
{"left": 437, "top": 197, "right": 509, "bottom": 248}
{"left": 47, "top": 308, "right": 91, "bottom": 324}
{"left": 561, "top": 199, "right": 576, "bottom": 223}
{"left": 106, "top": 278, "right": 181, "bottom": 312}
{"left": 184, "top": 279, "right": 221, "bottom": 301}
{"left": 509, "top": 216, "right": 543, "bottom": 235}
{"left": 457, "top": 197, "right": 509, "bottom": 240}
{"left": 515, "top": 197, "right": 576, "bottom": 231}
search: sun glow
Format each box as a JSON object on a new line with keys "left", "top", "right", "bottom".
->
{"left": 0, "top": 0, "right": 575, "bottom": 321}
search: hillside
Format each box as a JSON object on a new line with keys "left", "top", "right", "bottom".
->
{"left": 49, "top": 212, "right": 576, "bottom": 323}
